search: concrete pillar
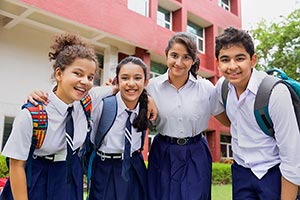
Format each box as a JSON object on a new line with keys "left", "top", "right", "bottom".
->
{"left": 103, "top": 45, "right": 119, "bottom": 82}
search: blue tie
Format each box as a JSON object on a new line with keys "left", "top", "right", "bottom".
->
{"left": 121, "top": 110, "right": 132, "bottom": 182}
{"left": 65, "top": 106, "right": 74, "bottom": 184}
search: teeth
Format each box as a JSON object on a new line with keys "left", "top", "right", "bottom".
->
{"left": 76, "top": 87, "right": 85, "bottom": 92}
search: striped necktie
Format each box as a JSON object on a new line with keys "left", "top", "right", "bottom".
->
{"left": 65, "top": 106, "right": 74, "bottom": 184}
{"left": 121, "top": 110, "right": 132, "bottom": 181}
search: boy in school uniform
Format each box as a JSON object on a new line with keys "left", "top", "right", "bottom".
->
{"left": 215, "top": 27, "right": 300, "bottom": 200}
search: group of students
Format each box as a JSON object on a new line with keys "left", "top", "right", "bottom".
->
{"left": 0, "top": 26, "right": 299, "bottom": 200}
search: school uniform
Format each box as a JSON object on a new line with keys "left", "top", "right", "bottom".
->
{"left": 88, "top": 92, "right": 147, "bottom": 200}
{"left": 1, "top": 91, "right": 88, "bottom": 200}
{"left": 146, "top": 71, "right": 222, "bottom": 200}
{"left": 215, "top": 69, "right": 300, "bottom": 199}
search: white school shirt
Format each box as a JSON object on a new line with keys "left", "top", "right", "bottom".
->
{"left": 91, "top": 92, "right": 142, "bottom": 154}
{"left": 2, "top": 91, "right": 88, "bottom": 160}
{"left": 146, "top": 71, "right": 222, "bottom": 138}
{"left": 216, "top": 69, "right": 300, "bottom": 185}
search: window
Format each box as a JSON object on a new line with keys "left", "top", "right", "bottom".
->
{"left": 219, "top": 0, "right": 230, "bottom": 11}
{"left": 150, "top": 61, "right": 167, "bottom": 78}
{"left": 128, "top": 0, "right": 149, "bottom": 17}
{"left": 94, "top": 54, "right": 104, "bottom": 86}
{"left": 2, "top": 117, "right": 14, "bottom": 150}
{"left": 157, "top": 7, "right": 172, "bottom": 30}
{"left": 187, "top": 21, "right": 205, "bottom": 53}
{"left": 220, "top": 135, "right": 232, "bottom": 159}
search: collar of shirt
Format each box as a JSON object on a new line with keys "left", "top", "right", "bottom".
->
{"left": 49, "top": 90, "right": 73, "bottom": 116}
{"left": 227, "top": 68, "right": 267, "bottom": 98}
{"left": 116, "top": 92, "right": 139, "bottom": 120}
{"left": 155, "top": 70, "right": 197, "bottom": 85}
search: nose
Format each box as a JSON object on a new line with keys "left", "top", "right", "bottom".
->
{"left": 128, "top": 78, "right": 135, "bottom": 86}
{"left": 175, "top": 57, "right": 183, "bottom": 66}
{"left": 228, "top": 59, "right": 238, "bottom": 70}
{"left": 80, "top": 76, "right": 89, "bottom": 85}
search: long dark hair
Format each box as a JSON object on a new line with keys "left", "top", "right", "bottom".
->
{"left": 116, "top": 56, "right": 151, "bottom": 132}
{"left": 165, "top": 32, "right": 200, "bottom": 79}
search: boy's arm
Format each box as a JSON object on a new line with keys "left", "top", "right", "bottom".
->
{"left": 9, "top": 158, "right": 28, "bottom": 200}
{"left": 281, "top": 176, "right": 298, "bottom": 200}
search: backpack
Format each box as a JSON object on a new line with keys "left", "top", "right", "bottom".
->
{"left": 19, "top": 94, "right": 92, "bottom": 187}
{"left": 85, "top": 95, "right": 146, "bottom": 199}
{"left": 221, "top": 68, "right": 300, "bottom": 137}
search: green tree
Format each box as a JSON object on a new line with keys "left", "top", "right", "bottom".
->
{"left": 251, "top": 9, "right": 300, "bottom": 81}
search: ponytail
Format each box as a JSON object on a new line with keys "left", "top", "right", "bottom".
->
{"left": 132, "top": 89, "right": 151, "bottom": 132}
{"left": 190, "top": 57, "right": 200, "bottom": 79}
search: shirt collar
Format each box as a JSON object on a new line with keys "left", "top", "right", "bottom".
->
{"left": 156, "top": 70, "right": 197, "bottom": 85}
{"left": 116, "top": 92, "right": 139, "bottom": 117}
{"left": 227, "top": 68, "right": 265, "bottom": 96}
{"left": 49, "top": 89, "right": 73, "bottom": 115}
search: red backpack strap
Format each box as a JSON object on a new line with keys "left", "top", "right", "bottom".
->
{"left": 21, "top": 102, "right": 47, "bottom": 187}
{"left": 22, "top": 102, "right": 48, "bottom": 149}
{"left": 81, "top": 94, "right": 92, "bottom": 125}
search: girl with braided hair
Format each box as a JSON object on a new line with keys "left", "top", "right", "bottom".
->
{"left": 88, "top": 56, "right": 151, "bottom": 200}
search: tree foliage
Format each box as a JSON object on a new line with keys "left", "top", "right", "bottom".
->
{"left": 251, "top": 9, "right": 300, "bottom": 81}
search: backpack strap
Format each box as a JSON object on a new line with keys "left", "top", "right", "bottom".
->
{"left": 94, "top": 95, "right": 118, "bottom": 149}
{"left": 78, "top": 94, "right": 93, "bottom": 177}
{"left": 221, "top": 79, "right": 230, "bottom": 108}
{"left": 80, "top": 94, "right": 93, "bottom": 156}
{"left": 254, "top": 76, "right": 280, "bottom": 137}
{"left": 21, "top": 101, "right": 48, "bottom": 187}
{"left": 86, "top": 95, "right": 117, "bottom": 199}
{"left": 254, "top": 75, "right": 300, "bottom": 137}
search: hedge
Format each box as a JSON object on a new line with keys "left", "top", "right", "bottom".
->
{"left": 212, "top": 162, "right": 232, "bottom": 185}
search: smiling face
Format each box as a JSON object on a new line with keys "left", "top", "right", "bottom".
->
{"left": 217, "top": 44, "right": 257, "bottom": 93}
{"left": 55, "top": 58, "right": 96, "bottom": 104}
{"left": 117, "top": 62, "right": 148, "bottom": 110}
{"left": 166, "top": 42, "right": 194, "bottom": 82}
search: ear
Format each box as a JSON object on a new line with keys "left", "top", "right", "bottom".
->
{"left": 251, "top": 54, "right": 257, "bottom": 69}
{"left": 55, "top": 68, "right": 62, "bottom": 82}
{"left": 216, "top": 58, "right": 221, "bottom": 70}
{"left": 144, "top": 79, "right": 149, "bottom": 88}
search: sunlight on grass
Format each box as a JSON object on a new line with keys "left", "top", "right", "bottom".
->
{"left": 212, "top": 184, "right": 232, "bottom": 200}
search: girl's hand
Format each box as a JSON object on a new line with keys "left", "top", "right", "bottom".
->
{"left": 24, "top": 90, "right": 49, "bottom": 106}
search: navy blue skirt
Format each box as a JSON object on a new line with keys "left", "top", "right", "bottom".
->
{"left": 89, "top": 152, "right": 147, "bottom": 200}
{"left": 0, "top": 154, "right": 83, "bottom": 200}
{"left": 148, "top": 134, "right": 212, "bottom": 200}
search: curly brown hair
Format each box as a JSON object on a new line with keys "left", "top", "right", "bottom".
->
{"left": 48, "top": 32, "right": 99, "bottom": 78}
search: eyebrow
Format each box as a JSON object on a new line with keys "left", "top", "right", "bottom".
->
{"left": 219, "top": 53, "right": 246, "bottom": 59}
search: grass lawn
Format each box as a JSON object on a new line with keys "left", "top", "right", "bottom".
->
{"left": 212, "top": 184, "right": 232, "bottom": 200}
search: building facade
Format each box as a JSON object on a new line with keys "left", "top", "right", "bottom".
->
{"left": 0, "top": 0, "right": 240, "bottom": 161}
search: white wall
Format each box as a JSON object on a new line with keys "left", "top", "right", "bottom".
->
{"left": 0, "top": 24, "right": 54, "bottom": 148}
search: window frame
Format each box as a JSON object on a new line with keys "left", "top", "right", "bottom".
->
{"left": 219, "top": 0, "right": 230, "bottom": 11}
{"left": 157, "top": 6, "right": 172, "bottom": 30}
{"left": 128, "top": 0, "right": 149, "bottom": 17}
{"left": 187, "top": 21, "right": 205, "bottom": 53}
